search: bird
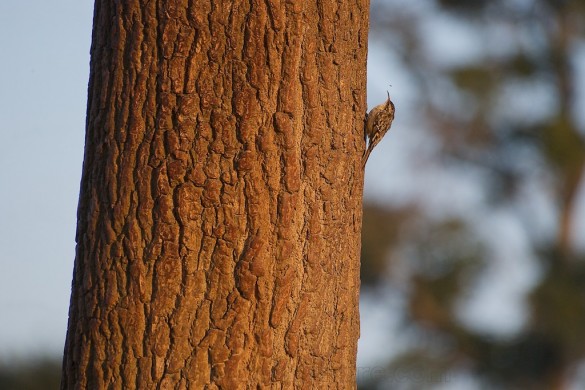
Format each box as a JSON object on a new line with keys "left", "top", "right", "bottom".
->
{"left": 362, "top": 91, "right": 395, "bottom": 168}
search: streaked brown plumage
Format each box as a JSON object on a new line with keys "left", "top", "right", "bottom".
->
{"left": 362, "top": 91, "right": 395, "bottom": 168}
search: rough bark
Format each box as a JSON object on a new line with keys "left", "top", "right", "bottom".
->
{"left": 62, "top": 0, "right": 369, "bottom": 388}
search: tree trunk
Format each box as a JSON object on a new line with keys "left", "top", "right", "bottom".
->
{"left": 62, "top": 0, "right": 369, "bottom": 388}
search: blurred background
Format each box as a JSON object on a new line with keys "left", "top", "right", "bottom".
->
{"left": 1, "top": 0, "right": 584, "bottom": 389}
{"left": 360, "top": 0, "right": 585, "bottom": 389}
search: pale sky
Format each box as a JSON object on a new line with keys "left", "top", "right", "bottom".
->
{"left": 0, "top": 1, "right": 93, "bottom": 355}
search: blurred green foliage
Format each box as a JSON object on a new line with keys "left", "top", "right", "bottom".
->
{"left": 361, "top": 204, "right": 416, "bottom": 286}
{"left": 0, "top": 357, "right": 61, "bottom": 390}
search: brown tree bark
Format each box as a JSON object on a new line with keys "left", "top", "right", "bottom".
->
{"left": 62, "top": 0, "right": 369, "bottom": 388}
